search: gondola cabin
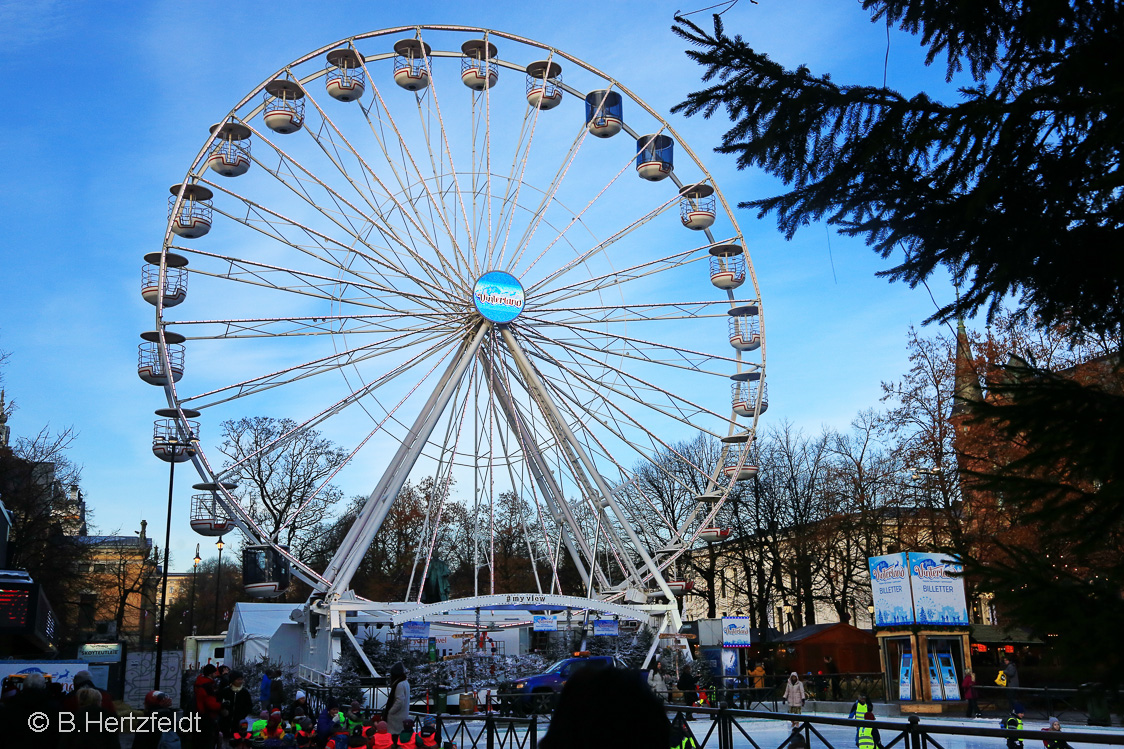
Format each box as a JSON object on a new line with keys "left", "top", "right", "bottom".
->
{"left": 263, "top": 79, "right": 306, "bottom": 134}
{"left": 699, "top": 527, "right": 731, "bottom": 543}
{"left": 243, "top": 544, "right": 292, "bottom": 598}
{"left": 680, "top": 184, "right": 716, "bottom": 230}
{"left": 585, "top": 90, "right": 623, "bottom": 138}
{"left": 728, "top": 305, "right": 761, "bottom": 352}
{"left": 190, "top": 491, "right": 235, "bottom": 536}
{"left": 138, "top": 332, "right": 185, "bottom": 385}
{"left": 525, "top": 60, "right": 562, "bottom": 110}
{"left": 141, "top": 252, "right": 188, "bottom": 308}
{"left": 206, "top": 122, "right": 251, "bottom": 177}
{"left": 325, "top": 48, "right": 365, "bottom": 101}
{"left": 151, "top": 417, "right": 197, "bottom": 463}
{"left": 731, "top": 376, "right": 768, "bottom": 418}
{"left": 168, "top": 184, "right": 213, "bottom": 239}
{"left": 709, "top": 244, "right": 745, "bottom": 290}
{"left": 636, "top": 134, "right": 673, "bottom": 181}
{"left": 461, "top": 39, "right": 498, "bottom": 90}
{"left": 393, "top": 40, "right": 431, "bottom": 91}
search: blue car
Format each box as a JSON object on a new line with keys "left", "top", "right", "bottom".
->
{"left": 502, "top": 656, "right": 626, "bottom": 714}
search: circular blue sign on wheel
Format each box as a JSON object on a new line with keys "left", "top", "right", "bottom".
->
{"left": 473, "top": 271, "right": 525, "bottom": 324}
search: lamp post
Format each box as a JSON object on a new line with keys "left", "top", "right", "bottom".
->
{"left": 190, "top": 544, "right": 201, "bottom": 636}
{"left": 868, "top": 605, "right": 876, "bottom": 632}
{"left": 213, "top": 537, "right": 224, "bottom": 633}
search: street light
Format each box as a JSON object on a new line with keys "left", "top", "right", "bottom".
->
{"left": 868, "top": 605, "right": 876, "bottom": 631}
{"left": 190, "top": 544, "right": 201, "bottom": 636}
{"left": 213, "top": 537, "right": 224, "bottom": 633}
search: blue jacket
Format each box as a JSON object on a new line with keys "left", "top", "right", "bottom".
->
{"left": 260, "top": 673, "right": 272, "bottom": 706}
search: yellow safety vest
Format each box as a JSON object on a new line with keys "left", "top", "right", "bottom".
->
{"left": 855, "top": 703, "right": 870, "bottom": 718}
{"left": 858, "top": 726, "right": 876, "bottom": 749}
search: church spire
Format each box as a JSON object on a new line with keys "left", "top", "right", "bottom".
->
{"left": 952, "top": 319, "right": 982, "bottom": 416}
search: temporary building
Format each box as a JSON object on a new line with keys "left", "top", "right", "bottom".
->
{"left": 224, "top": 602, "right": 296, "bottom": 667}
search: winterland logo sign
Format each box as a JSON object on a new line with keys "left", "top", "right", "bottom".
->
{"left": 473, "top": 271, "right": 525, "bottom": 324}
{"left": 867, "top": 552, "right": 969, "bottom": 626}
{"left": 722, "top": 616, "right": 753, "bottom": 647}
{"left": 868, "top": 553, "right": 915, "bottom": 625}
{"left": 909, "top": 552, "right": 969, "bottom": 625}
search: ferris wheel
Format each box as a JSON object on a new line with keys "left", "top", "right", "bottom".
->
{"left": 141, "top": 25, "right": 767, "bottom": 635}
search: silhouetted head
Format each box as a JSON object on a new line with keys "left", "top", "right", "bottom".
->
{"left": 541, "top": 667, "right": 667, "bottom": 749}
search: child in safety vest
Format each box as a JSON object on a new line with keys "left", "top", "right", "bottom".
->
{"left": 369, "top": 721, "right": 394, "bottom": 749}
{"left": 230, "top": 719, "right": 253, "bottom": 749}
{"left": 856, "top": 712, "right": 882, "bottom": 749}
{"left": 418, "top": 717, "right": 439, "bottom": 749}
{"left": 397, "top": 718, "right": 419, "bottom": 749}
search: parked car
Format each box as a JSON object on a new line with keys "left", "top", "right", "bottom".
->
{"left": 501, "top": 655, "right": 626, "bottom": 714}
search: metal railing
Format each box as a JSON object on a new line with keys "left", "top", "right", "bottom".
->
{"left": 423, "top": 712, "right": 538, "bottom": 749}
{"left": 666, "top": 705, "right": 1124, "bottom": 749}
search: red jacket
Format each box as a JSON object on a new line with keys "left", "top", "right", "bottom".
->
{"left": 195, "top": 675, "right": 222, "bottom": 717}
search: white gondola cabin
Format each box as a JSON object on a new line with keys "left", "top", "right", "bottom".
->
{"left": 709, "top": 244, "right": 745, "bottom": 290}
{"left": 393, "top": 40, "right": 431, "bottom": 91}
{"left": 138, "top": 332, "right": 185, "bottom": 385}
{"left": 141, "top": 252, "right": 188, "bottom": 308}
{"left": 731, "top": 373, "right": 768, "bottom": 418}
{"left": 263, "top": 79, "right": 305, "bottom": 134}
{"left": 723, "top": 444, "right": 759, "bottom": 481}
{"left": 461, "top": 39, "right": 498, "bottom": 90}
{"left": 152, "top": 415, "right": 198, "bottom": 463}
{"left": 190, "top": 487, "right": 236, "bottom": 536}
{"left": 325, "top": 48, "right": 365, "bottom": 101}
{"left": 647, "top": 579, "right": 693, "bottom": 600}
{"left": 699, "top": 527, "right": 731, "bottom": 543}
{"left": 636, "top": 134, "right": 673, "bottom": 181}
{"left": 728, "top": 305, "right": 761, "bottom": 352}
{"left": 206, "top": 122, "right": 251, "bottom": 177}
{"left": 168, "top": 184, "right": 213, "bottom": 239}
{"left": 680, "top": 184, "right": 716, "bottom": 230}
{"left": 525, "top": 60, "right": 562, "bottom": 110}
{"left": 243, "top": 544, "right": 292, "bottom": 598}
{"left": 585, "top": 90, "right": 623, "bottom": 138}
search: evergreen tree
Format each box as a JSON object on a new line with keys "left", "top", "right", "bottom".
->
{"left": 673, "top": 3, "right": 1124, "bottom": 684}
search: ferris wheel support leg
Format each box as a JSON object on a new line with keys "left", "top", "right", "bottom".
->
{"left": 480, "top": 353, "right": 609, "bottom": 592}
{"left": 322, "top": 322, "right": 491, "bottom": 595}
{"left": 501, "top": 328, "right": 679, "bottom": 607}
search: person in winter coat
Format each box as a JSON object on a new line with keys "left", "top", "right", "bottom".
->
{"left": 647, "top": 661, "right": 670, "bottom": 701}
{"left": 397, "top": 717, "right": 420, "bottom": 749}
{"left": 784, "top": 672, "right": 806, "bottom": 722}
{"left": 196, "top": 665, "right": 224, "bottom": 749}
{"left": 62, "top": 687, "right": 120, "bottom": 749}
{"left": 6, "top": 673, "right": 61, "bottom": 747}
{"left": 856, "top": 711, "right": 882, "bottom": 749}
{"left": 1005, "top": 703, "right": 1026, "bottom": 749}
{"left": 316, "top": 702, "right": 342, "bottom": 746}
{"left": 286, "top": 689, "right": 310, "bottom": 724}
{"left": 63, "top": 670, "right": 117, "bottom": 716}
{"left": 677, "top": 665, "right": 698, "bottom": 720}
{"left": 961, "top": 669, "right": 980, "bottom": 718}
{"left": 133, "top": 691, "right": 180, "bottom": 749}
{"left": 848, "top": 693, "right": 874, "bottom": 720}
{"left": 219, "top": 670, "right": 255, "bottom": 739}
{"left": 260, "top": 670, "right": 273, "bottom": 709}
{"left": 269, "top": 670, "right": 287, "bottom": 711}
{"left": 383, "top": 662, "right": 411, "bottom": 738}
{"left": 369, "top": 720, "right": 395, "bottom": 749}
{"left": 1042, "top": 717, "right": 1071, "bottom": 749}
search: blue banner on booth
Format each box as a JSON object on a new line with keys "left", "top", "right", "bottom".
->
{"left": 868, "top": 553, "right": 914, "bottom": 625}
{"left": 908, "top": 552, "right": 969, "bottom": 625}
{"left": 592, "top": 619, "right": 619, "bottom": 637}
{"left": 899, "top": 653, "right": 913, "bottom": 701}
{"left": 402, "top": 621, "right": 430, "bottom": 639}
{"left": 533, "top": 615, "right": 557, "bottom": 632}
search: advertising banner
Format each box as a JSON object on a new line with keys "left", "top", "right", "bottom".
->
{"left": 898, "top": 653, "right": 913, "bottom": 701}
{"left": 907, "top": 553, "right": 969, "bottom": 625}
{"left": 721, "top": 617, "right": 753, "bottom": 647}
{"left": 868, "top": 553, "right": 914, "bottom": 625}
{"left": 0, "top": 660, "right": 87, "bottom": 692}
{"left": 532, "top": 615, "right": 558, "bottom": 632}
{"left": 592, "top": 619, "right": 619, "bottom": 637}
{"left": 927, "top": 653, "right": 945, "bottom": 700}
{"left": 401, "top": 621, "right": 430, "bottom": 639}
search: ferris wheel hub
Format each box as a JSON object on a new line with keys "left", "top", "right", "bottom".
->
{"left": 472, "top": 270, "right": 526, "bottom": 324}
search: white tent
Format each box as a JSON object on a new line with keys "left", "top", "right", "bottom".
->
{"left": 225, "top": 602, "right": 297, "bottom": 667}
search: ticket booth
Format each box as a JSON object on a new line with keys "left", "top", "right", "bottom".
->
{"left": 877, "top": 629, "right": 971, "bottom": 703}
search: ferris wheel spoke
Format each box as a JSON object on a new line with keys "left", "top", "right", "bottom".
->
{"left": 174, "top": 247, "right": 458, "bottom": 317}
{"left": 199, "top": 179, "right": 453, "bottom": 312}
{"left": 242, "top": 120, "right": 463, "bottom": 297}
{"left": 530, "top": 240, "right": 731, "bottom": 308}
{"left": 180, "top": 326, "right": 457, "bottom": 410}
{"left": 169, "top": 312, "right": 462, "bottom": 340}
{"left": 534, "top": 299, "right": 747, "bottom": 325}
{"left": 521, "top": 167, "right": 678, "bottom": 287}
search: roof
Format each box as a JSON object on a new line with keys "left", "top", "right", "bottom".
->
{"left": 772, "top": 623, "right": 838, "bottom": 642}
{"left": 969, "top": 624, "right": 1043, "bottom": 644}
{"left": 225, "top": 602, "right": 297, "bottom": 649}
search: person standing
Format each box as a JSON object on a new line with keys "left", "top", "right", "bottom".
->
{"left": 383, "top": 662, "right": 411, "bottom": 741}
{"left": 648, "top": 661, "right": 670, "bottom": 701}
{"left": 848, "top": 693, "right": 874, "bottom": 720}
{"left": 1002, "top": 657, "right": 1020, "bottom": 709}
{"left": 856, "top": 711, "right": 882, "bottom": 749}
{"left": 784, "top": 672, "right": 806, "bottom": 725}
{"left": 219, "top": 671, "right": 254, "bottom": 740}
{"left": 961, "top": 669, "right": 980, "bottom": 718}
{"left": 269, "top": 670, "right": 287, "bottom": 712}
{"left": 677, "top": 664, "right": 698, "bottom": 720}
{"left": 823, "top": 656, "right": 841, "bottom": 701}
{"left": 1042, "top": 717, "right": 1072, "bottom": 749}
{"left": 259, "top": 669, "right": 272, "bottom": 711}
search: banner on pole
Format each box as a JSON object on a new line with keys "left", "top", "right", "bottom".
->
{"left": 402, "top": 621, "right": 430, "bottom": 639}
{"left": 532, "top": 615, "right": 558, "bottom": 632}
{"left": 721, "top": 617, "right": 753, "bottom": 647}
{"left": 592, "top": 619, "right": 619, "bottom": 636}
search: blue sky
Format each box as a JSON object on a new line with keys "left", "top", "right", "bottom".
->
{"left": 0, "top": 0, "right": 964, "bottom": 575}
